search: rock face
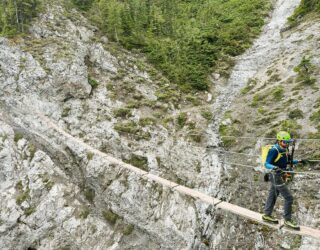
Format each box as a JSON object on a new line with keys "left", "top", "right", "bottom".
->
{"left": 0, "top": 2, "right": 219, "bottom": 249}
{"left": 0, "top": 0, "right": 320, "bottom": 249}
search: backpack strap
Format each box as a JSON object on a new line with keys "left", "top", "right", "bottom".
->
{"left": 273, "top": 146, "right": 281, "bottom": 163}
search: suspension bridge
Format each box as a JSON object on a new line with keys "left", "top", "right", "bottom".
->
{"left": 28, "top": 111, "right": 320, "bottom": 240}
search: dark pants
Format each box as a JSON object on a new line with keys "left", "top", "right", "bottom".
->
{"left": 264, "top": 173, "right": 293, "bottom": 220}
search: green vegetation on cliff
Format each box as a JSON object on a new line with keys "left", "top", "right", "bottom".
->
{"left": 0, "top": 0, "right": 41, "bottom": 36}
{"left": 288, "top": 0, "right": 320, "bottom": 25}
{"left": 73, "top": 0, "right": 270, "bottom": 91}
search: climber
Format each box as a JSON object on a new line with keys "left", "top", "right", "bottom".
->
{"left": 261, "top": 131, "right": 306, "bottom": 230}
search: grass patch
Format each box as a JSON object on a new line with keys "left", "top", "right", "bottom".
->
{"left": 42, "top": 176, "right": 55, "bottom": 191}
{"left": 272, "top": 86, "right": 284, "bottom": 101}
{"left": 14, "top": 132, "right": 23, "bottom": 143}
{"left": 310, "top": 109, "right": 320, "bottom": 123}
{"left": 62, "top": 107, "right": 71, "bottom": 117}
{"left": 188, "top": 130, "right": 202, "bottom": 143}
{"left": 88, "top": 76, "right": 99, "bottom": 89}
{"left": 80, "top": 207, "right": 90, "bottom": 219}
{"left": 139, "top": 117, "right": 156, "bottom": 127}
{"left": 155, "top": 87, "right": 180, "bottom": 104}
{"left": 201, "top": 109, "right": 213, "bottom": 121}
{"left": 24, "top": 207, "right": 36, "bottom": 216}
{"left": 240, "top": 78, "right": 257, "bottom": 95}
{"left": 114, "top": 121, "right": 139, "bottom": 134}
{"left": 123, "top": 224, "right": 134, "bottom": 236}
{"left": 16, "top": 190, "right": 30, "bottom": 205}
{"left": 15, "top": 180, "right": 23, "bottom": 191}
{"left": 253, "top": 117, "right": 272, "bottom": 126}
{"left": 268, "top": 74, "right": 281, "bottom": 83}
{"left": 28, "top": 144, "right": 37, "bottom": 160}
{"left": 294, "top": 56, "right": 316, "bottom": 85}
{"left": 87, "top": 152, "right": 94, "bottom": 160}
{"left": 103, "top": 209, "right": 119, "bottom": 225}
{"left": 177, "top": 112, "right": 188, "bottom": 129}
{"left": 15, "top": 181, "right": 30, "bottom": 205}
{"left": 251, "top": 93, "right": 266, "bottom": 107}
{"left": 219, "top": 124, "right": 236, "bottom": 148}
{"left": 288, "top": 109, "right": 304, "bottom": 119}
{"left": 186, "top": 95, "right": 201, "bottom": 106}
{"left": 124, "top": 154, "right": 148, "bottom": 171}
{"left": 113, "top": 108, "right": 132, "bottom": 118}
{"left": 84, "top": 188, "right": 95, "bottom": 203}
{"left": 257, "top": 107, "right": 265, "bottom": 114}
{"left": 280, "top": 120, "right": 302, "bottom": 137}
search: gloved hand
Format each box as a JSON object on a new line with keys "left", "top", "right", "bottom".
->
{"left": 285, "top": 173, "right": 293, "bottom": 183}
{"left": 272, "top": 166, "right": 282, "bottom": 173}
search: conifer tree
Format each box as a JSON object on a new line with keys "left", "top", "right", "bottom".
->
{"left": 0, "top": 0, "right": 40, "bottom": 36}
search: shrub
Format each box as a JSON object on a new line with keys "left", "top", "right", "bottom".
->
{"left": 24, "top": 207, "right": 36, "bottom": 216}
{"left": 87, "top": 152, "right": 94, "bottom": 160}
{"left": 186, "top": 95, "right": 201, "bottom": 106}
{"left": 80, "top": 208, "right": 90, "bottom": 219}
{"left": 201, "top": 110, "right": 213, "bottom": 121}
{"left": 139, "top": 117, "right": 156, "bottom": 127}
{"left": 114, "top": 121, "right": 139, "bottom": 134}
{"left": 288, "top": 109, "right": 304, "bottom": 119}
{"left": 84, "top": 188, "right": 95, "bottom": 203}
{"left": 44, "top": 179, "right": 54, "bottom": 191}
{"left": 16, "top": 191, "right": 29, "bottom": 205}
{"left": 241, "top": 78, "right": 257, "bottom": 95}
{"left": 219, "top": 124, "right": 237, "bottom": 148}
{"left": 294, "top": 56, "right": 316, "bottom": 85}
{"left": 251, "top": 94, "right": 263, "bottom": 107}
{"left": 14, "top": 132, "right": 23, "bottom": 143}
{"left": 125, "top": 154, "right": 148, "bottom": 171}
{"left": 177, "top": 112, "right": 188, "bottom": 129}
{"left": 88, "top": 76, "right": 99, "bottom": 89}
{"left": 28, "top": 144, "right": 37, "bottom": 160}
{"left": 62, "top": 107, "right": 71, "bottom": 117}
{"left": 103, "top": 210, "right": 119, "bottom": 225}
{"left": 72, "top": 0, "right": 94, "bottom": 11}
{"left": 280, "top": 120, "right": 301, "bottom": 136}
{"left": 310, "top": 109, "right": 320, "bottom": 123}
{"left": 272, "top": 86, "right": 284, "bottom": 101}
{"left": 123, "top": 224, "right": 134, "bottom": 235}
{"left": 113, "top": 108, "right": 132, "bottom": 118}
{"left": 188, "top": 130, "right": 202, "bottom": 143}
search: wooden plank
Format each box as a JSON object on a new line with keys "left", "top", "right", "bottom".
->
{"left": 217, "top": 202, "right": 320, "bottom": 239}
{"left": 143, "top": 173, "right": 179, "bottom": 189}
{"left": 35, "top": 113, "right": 320, "bottom": 241}
{"left": 174, "top": 185, "right": 221, "bottom": 205}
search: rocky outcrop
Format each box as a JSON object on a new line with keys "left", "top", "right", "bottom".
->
{"left": 0, "top": 1, "right": 218, "bottom": 249}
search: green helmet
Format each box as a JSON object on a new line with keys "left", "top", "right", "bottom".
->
{"left": 277, "top": 131, "right": 291, "bottom": 141}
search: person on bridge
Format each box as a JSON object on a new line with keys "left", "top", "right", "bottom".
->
{"left": 262, "top": 131, "right": 306, "bottom": 230}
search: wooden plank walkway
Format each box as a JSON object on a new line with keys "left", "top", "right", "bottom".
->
{"left": 31, "top": 113, "right": 320, "bottom": 240}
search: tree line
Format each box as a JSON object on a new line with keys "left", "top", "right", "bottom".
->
{"left": 0, "top": 0, "right": 271, "bottom": 92}
{"left": 85, "top": 0, "right": 270, "bottom": 91}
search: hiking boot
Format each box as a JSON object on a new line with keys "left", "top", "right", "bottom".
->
{"left": 284, "top": 220, "right": 300, "bottom": 230}
{"left": 262, "top": 214, "right": 279, "bottom": 224}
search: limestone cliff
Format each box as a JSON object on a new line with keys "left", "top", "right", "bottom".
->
{"left": 0, "top": 0, "right": 320, "bottom": 249}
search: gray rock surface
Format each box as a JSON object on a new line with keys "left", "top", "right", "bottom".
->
{"left": 1, "top": 0, "right": 319, "bottom": 249}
